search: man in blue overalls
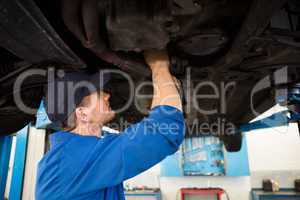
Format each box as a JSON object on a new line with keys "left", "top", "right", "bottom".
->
{"left": 35, "top": 50, "right": 185, "bottom": 199}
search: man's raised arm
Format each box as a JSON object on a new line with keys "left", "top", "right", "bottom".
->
{"left": 144, "top": 50, "right": 182, "bottom": 111}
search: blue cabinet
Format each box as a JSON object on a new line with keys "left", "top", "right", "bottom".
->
{"left": 125, "top": 191, "right": 161, "bottom": 200}
{"left": 251, "top": 189, "right": 300, "bottom": 200}
{"left": 161, "top": 136, "right": 250, "bottom": 177}
{"left": 182, "top": 137, "right": 225, "bottom": 176}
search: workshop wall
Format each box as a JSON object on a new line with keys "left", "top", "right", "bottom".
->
{"left": 246, "top": 104, "right": 300, "bottom": 189}
{"left": 246, "top": 106, "right": 300, "bottom": 171}
{"left": 248, "top": 125, "right": 300, "bottom": 170}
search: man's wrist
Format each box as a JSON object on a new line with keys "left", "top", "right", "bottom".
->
{"left": 151, "top": 66, "right": 170, "bottom": 76}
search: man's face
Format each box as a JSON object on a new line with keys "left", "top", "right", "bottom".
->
{"left": 81, "top": 91, "right": 116, "bottom": 125}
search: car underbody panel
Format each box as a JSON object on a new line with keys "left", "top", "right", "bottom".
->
{"left": 0, "top": 0, "right": 83, "bottom": 65}
{"left": 0, "top": 0, "right": 300, "bottom": 151}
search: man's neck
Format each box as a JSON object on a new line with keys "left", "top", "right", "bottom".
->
{"left": 71, "top": 123, "right": 103, "bottom": 137}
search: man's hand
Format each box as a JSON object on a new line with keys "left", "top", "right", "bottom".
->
{"left": 144, "top": 50, "right": 170, "bottom": 73}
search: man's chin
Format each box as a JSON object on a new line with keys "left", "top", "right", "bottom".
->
{"left": 106, "top": 111, "right": 116, "bottom": 123}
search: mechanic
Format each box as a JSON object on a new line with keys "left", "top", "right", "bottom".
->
{"left": 35, "top": 50, "right": 185, "bottom": 200}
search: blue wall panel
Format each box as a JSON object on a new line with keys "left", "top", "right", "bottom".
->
{"left": 0, "top": 136, "right": 12, "bottom": 200}
{"left": 160, "top": 151, "right": 183, "bottom": 177}
{"left": 9, "top": 125, "right": 29, "bottom": 200}
{"left": 224, "top": 136, "right": 250, "bottom": 176}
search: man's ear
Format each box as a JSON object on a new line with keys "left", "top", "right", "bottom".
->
{"left": 75, "top": 107, "right": 88, "bottom": 122}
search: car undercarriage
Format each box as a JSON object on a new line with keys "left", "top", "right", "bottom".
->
{"left": 0, "top": 0, "right": 299, "bottom": 151}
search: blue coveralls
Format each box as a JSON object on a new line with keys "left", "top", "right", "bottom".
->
{"left": 35, "top": 105, "right": 185, "bottom": 200}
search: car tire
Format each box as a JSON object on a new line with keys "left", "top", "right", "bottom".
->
{"left": 0, "top": 106, "right": 35, "bottom": 136}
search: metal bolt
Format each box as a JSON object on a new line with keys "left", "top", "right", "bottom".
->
{"left": 193, "top": 0, "right": 201, "bottom": 6}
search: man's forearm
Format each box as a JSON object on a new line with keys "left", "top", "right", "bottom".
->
{"left": 151, "top": 67, "right": 182, "bottom": 111}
